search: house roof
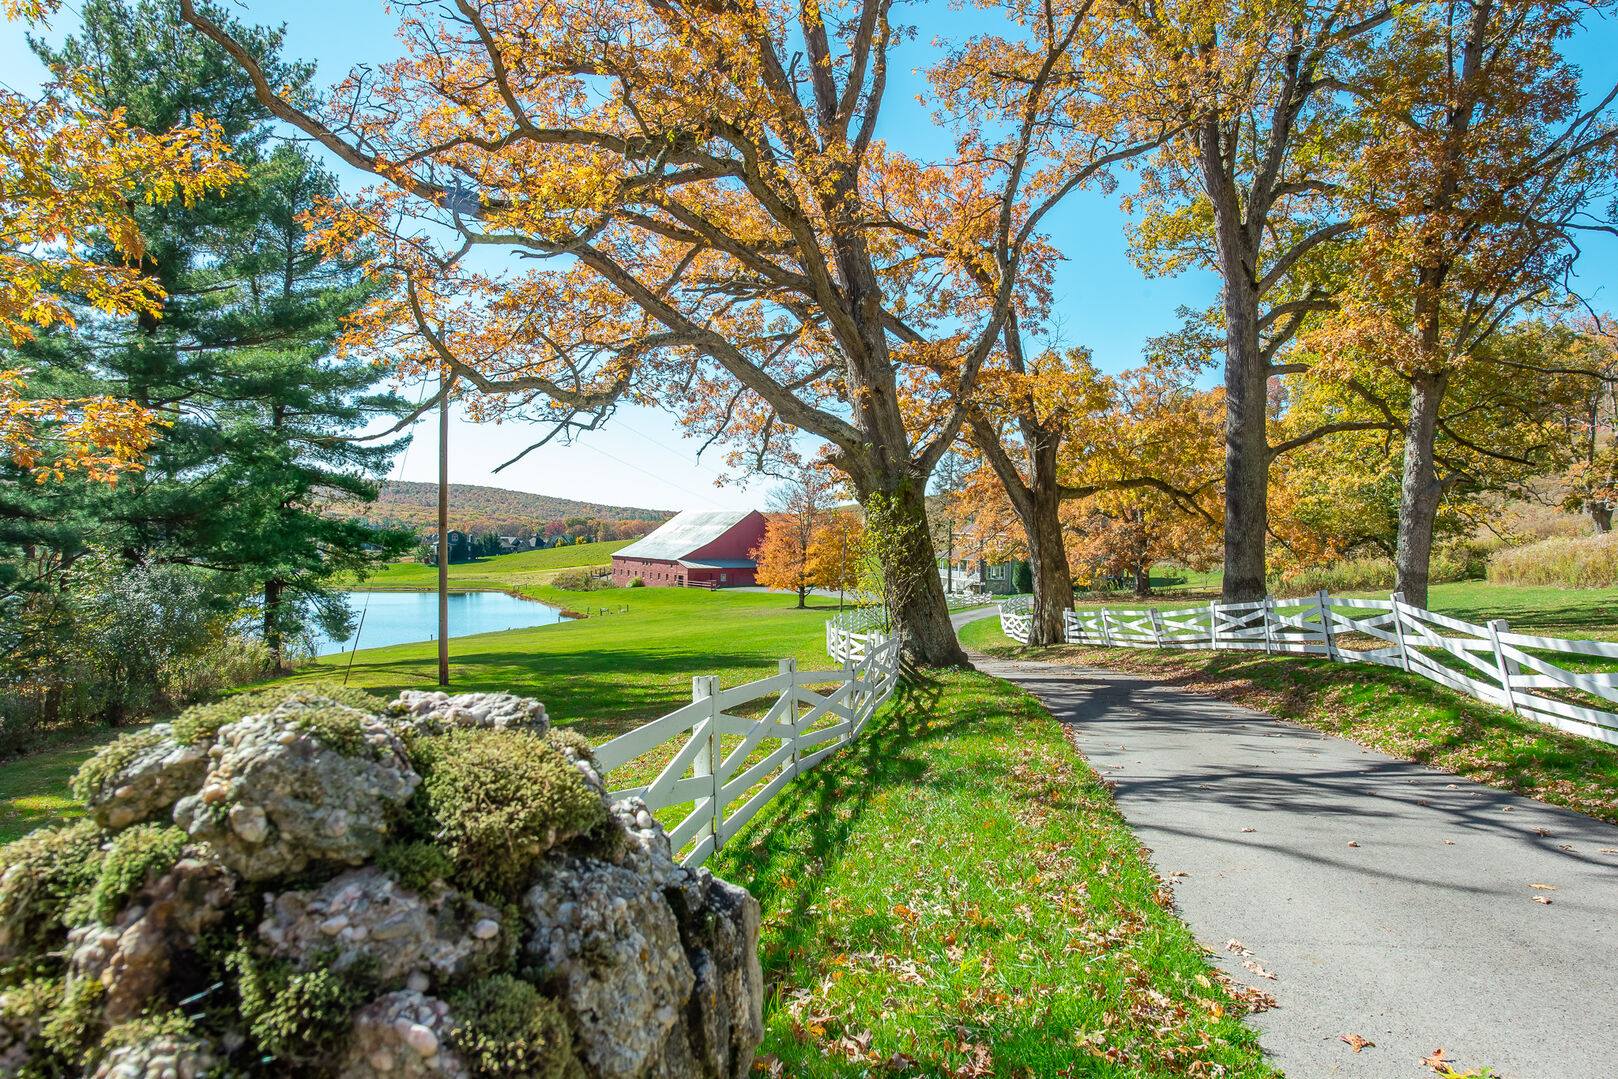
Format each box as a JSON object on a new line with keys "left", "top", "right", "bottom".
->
{"left": 611, "top": 509, "right": 760, "bottom": 562}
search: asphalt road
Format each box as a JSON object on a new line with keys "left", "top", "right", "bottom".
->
{"left": 968, "top": 645, "right": 1618, "bottom": 1078}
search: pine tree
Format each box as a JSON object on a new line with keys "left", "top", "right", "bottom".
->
{"left": 12, "top": 0, "right": 415, "bottom": 666}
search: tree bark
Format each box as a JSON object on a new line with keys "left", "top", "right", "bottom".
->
{"left": 853, "top": 470, "right": 969, "bottom": 667}
{"left": 1133, "top": 563, "right": 1150, "bottom": 597}
{"left": 1219, "top": 251, "right": 1270, "bottom": 602}
{"left": 1589, "top": 501, "right": 1612, "bottom": 534}
{"left": 1023, "top": 481, "right": 1075, "bottom": 646}
{"left": 263, "top": 578, "right": 285, "bottom": 670}
{"left": 1395, "top": 370, "right": 1448, "bottom": 609}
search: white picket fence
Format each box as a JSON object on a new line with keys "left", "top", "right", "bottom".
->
{"left": 591, "top": 612, "right": 900, "bottom": 868}
{"left": 998, "top": 592, "right": 1618, "bottom": 746}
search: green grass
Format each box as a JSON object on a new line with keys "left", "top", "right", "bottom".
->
{"left": 710, "top": 669, "right": 1277, "bottom": 1077}
{"left": 0, "top": 728, "right": 105, "bottom": 843}
{"left": 960, "top": 617, "right": 1618, "bottom": 824}
{"left": 351, "top": 540, "right": 632, "bottom": 591}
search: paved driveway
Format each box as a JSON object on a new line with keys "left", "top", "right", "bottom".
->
{"left": 972, "top": 651, "right": 1618, "bottom": 1078}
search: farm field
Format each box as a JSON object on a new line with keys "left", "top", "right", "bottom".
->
{"left": 348, "top": 539, "right": 633, "bottom": 591}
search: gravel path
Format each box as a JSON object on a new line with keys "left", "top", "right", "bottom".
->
{"left": 969, "top": 645, "right": 1618, "bottom": 1079}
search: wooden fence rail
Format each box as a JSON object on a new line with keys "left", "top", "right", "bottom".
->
{"left": 591, "top": 612, "right": 899, "bottom": 868}
{"left": 997, "top": 592, "right": 1618, "bottom": 746}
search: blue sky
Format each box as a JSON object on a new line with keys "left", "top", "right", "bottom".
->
{"left": 3, "top": 3, "right": 1614, "bottom": 513}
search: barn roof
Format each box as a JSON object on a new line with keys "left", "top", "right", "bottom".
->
{"left": 612, "top": 509, "right": 760, "bottom": 562}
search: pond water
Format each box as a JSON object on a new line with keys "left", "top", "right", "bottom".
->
{"left": 312, "top": 590, "right": 569, "bottom": 657}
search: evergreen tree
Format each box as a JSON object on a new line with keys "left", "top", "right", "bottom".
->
{"left": 11, "top": 0, "right": 414, "bottom": 668}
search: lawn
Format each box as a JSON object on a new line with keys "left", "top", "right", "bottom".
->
{"left": 959, "top": 615, "right": 1618, "bottom": 824}
{"left": 350, "top": 539, "right": 633, "bottom": 591}
{"left": 0, "top": 586, "right": 1281, "bottom": 1074}
{"left": 709, "top": 669, "right": 1277, "bottom": 1077}
{"left": 0, "top": 585, "right": 851, "bottom": 841}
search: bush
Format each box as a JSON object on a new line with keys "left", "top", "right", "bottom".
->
{"left": 448, "top": 974, "right": 579, "bottom": 1077}
{"left": 1488, "top": 532, "right": 1618, "bottom": 588}
{"left": 628, "top": 576, "right": 645, "bottom": 588}
{"left": 549, "top": 568, "right": 596, "bottom": 591}
{"left": 408, "top": 729, "right": 609, "bottom": 895}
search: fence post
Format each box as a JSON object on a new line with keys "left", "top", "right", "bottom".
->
{"left": 692, "top": 675, "right": 724, "bottom": 850}
{"left": 1486, "top": 620, "right": 1519, "bottom": 714}
{"left": 1209, "top": 601, "right": 1220, "bottom": 650}
{"left": 779, "top": 657, "right": 800, "bottom": 772}
{"left": 1100, "top": 608, "right": 1114, "bottom": 646}
{"left": 1262, "top": 596, "right": 1275, "bottom": 654}
{"left": 1390, "top": 592, "right": 1411, "bottom": 672}
{"left": 1150, "top": 607, "right": 1166, "bottom": 647}
{"left": 1316, "top": 589, "right": 1337, "bottom": 661}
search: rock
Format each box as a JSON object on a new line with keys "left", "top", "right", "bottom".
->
{"left": 339, "top": 991, "right": 468, "bottom": 1079}
{"left": 172, "top": 703, "right": 418, "bottom": 880}
{"left": 68, "top": 856, "right": 236, "bottom": 1024}
{"left": 390, "top": 691, "right": 549, "bottom": 738}
{"left": 260, "top": 868, "right": 503, "bottom": 984}
{"left": 82, "top": 726, "right": 209, "bottom": 832}
{"left": 674, "top": 877, "right": 764, "bottom": 1078}
{"left": 524, "top": 857, "right": 694, "bottom": 1079}
{"left": 600, "top": 800, "right": 763, "bottom": 1078}
{"left": 90, "top": 1033, "right": 222, "bottom": 1079}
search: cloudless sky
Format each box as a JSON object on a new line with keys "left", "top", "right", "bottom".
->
{"left": 3, "top": 2, "right": 1614, "bottom": 514}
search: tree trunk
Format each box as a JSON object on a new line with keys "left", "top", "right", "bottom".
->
{"left": 1395, "top": 371, "right": 1448, "bottom": 609}
{"left": 856, "top": 472, "right": 969, "bottom": 667}
{"left": 1023, "top": 483, "right": 1075, "bottom": 647}
{"left": 264, "top": 578, "right": 285, "bottom": 670}
{"left": 1221, "top": 269, "right": 1269, "bottom": 602}
{"left": 1590, "top": 501, "right": 1612, "bottom": 534}
{"left": 1133, "top": 564, "right": 1150, "bottom": 597}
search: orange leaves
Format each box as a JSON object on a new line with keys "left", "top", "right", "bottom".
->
{"left": 0, "top": 369, "right": 167, "bottom": 484}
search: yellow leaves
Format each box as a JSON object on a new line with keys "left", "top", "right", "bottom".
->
{"left": 0, "top": 369, "right": 167, "bottom": 485}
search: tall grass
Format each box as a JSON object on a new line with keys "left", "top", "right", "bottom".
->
{"left": 1488, "top": 532, "right": 1618, "bottom": 588}
{"left": 1275, "top": 542, "right": 1491, "bottom": 596}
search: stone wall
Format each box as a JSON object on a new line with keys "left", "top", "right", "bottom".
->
{"left": 0, "top": 685, "right": 762, "bottom": 1077}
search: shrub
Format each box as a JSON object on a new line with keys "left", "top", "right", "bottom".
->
{"left": 0, "top": 821, "right": 106, "bottom": 972}
{"left": 628, "top": 576, "right": 645, "bottom": 588}
{"left": 1488, "top": 532, "right": 1618, "bottom": 588}
{"left": 549, "top": 568, "right": 595, "bottom": 591}
{"left": 448, "top": 974, "right": 580, "bottom": 1078}
{"left": 1274, "top": 543, "right": 1490, "bottom": 597}
{"left": 409, "top": 730, "right": 609, "bottom": 895}
{"left": 89, "top": 824, "right": 189, "bottom": 923}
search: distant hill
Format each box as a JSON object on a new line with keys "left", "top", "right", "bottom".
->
{"left": 333, "top": 481, "right": 673, "bottom": 538}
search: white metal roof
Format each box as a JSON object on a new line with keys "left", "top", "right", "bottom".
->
{"left": 611, "top": 509, "right": 758, "bottom": 562}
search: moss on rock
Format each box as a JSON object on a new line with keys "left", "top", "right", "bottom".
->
{"left": 69, "top": 729, "right": 169, "bottom": 806}
{"left": 170, "top": 684, "right": 385, "bottom": 747}
{"left": 88, "top": 824, "right": 188, "bottom": 924}
{"left": 410, "top": 730, "right": 609, "bottom": 896}
{"left": 449, "top": 974, "right": 583, "bottom": 1078}
{"left": 0, "top": 821, "right": 106, "bottom": 976}
{"left": 374, "top": 840, "right": 455, "bottom": 894}
{"left": 230, "top": 947, "right": 372, "bottom": 1063}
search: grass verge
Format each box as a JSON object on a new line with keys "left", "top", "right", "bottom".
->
{"left": 350, "top": 540, "right": 631, "bottom": 590}
{"left": 959, "top": 618, "right": 1618, "bottom": 825}
{"left": 710, "top": 668, "right": 1277, "bottom": 1078}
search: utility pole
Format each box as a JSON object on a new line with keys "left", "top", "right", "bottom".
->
{"left": 437, "top": 374, "right": 450, "bottom": 687}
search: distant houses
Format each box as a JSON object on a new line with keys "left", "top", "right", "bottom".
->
{"left": 610, "top": 510, "right": 767, "bottom": 588}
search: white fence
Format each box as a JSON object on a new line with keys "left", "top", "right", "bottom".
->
{"left": 998, "top": 592, "right": 1618, "bottom": 746}
{"left": 591, "top": 614, "right": 900, "bottom": 868}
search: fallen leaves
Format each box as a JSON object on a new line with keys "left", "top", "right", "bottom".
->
{"left": 1340, "top": 1033, "right": 1375, "bottom": 1052}
{"left": 1528, "top": 882, "right": 1556, "bottom": 890}
{"left": 1534, "top": 896, "right": 1553, "bottom": 904}
{"left": 1346, "top": 840, "right": 1360, "bottom": 848}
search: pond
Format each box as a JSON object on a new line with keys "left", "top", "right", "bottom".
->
{"left": 311, "top": 590, "right": 570, "bottom": 657}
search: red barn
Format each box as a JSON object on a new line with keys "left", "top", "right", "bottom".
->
{"left": 610, "top": 509, "right": 768, "bottom": 588}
